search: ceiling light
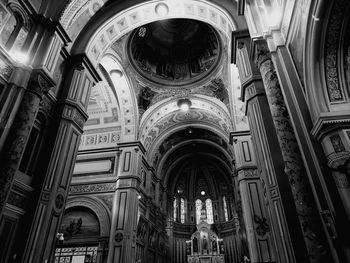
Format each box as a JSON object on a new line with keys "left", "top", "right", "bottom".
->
{"left": 201, "top": 190, "right": 206, "bottom": 196}
{"left": 155, "top": 3, "right": 169, "bottom": 17}
{"left": 177, "top": 98, "right": 192, "bottom": 112}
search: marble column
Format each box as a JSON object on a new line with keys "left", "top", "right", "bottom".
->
{"left": 233, "top": 34, "right": 308, "bottom": 263}
{"left": 0, "top": 72, "right": 50, "bottom": 216}
{"left": 107, "top": 142, "right": 144, "bottom": 263}
{"left": 254, "top": 40, "right": 332, "bottom": 263}
{"left": 0, "top": 66, "right": 32, "bottom": 151}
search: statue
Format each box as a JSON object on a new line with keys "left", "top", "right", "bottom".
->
{"left": 202, "top": 234, "right": 208, "bottom": 253}
{"left": 138, "top": 86, "right": 154, "bottom": 110}
{"left": 211, "top": 236, "right": 217, "bottom": 252}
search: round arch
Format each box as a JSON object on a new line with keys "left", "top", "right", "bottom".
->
{"left": 99, "top": 53, "right": 139, "bottom": 140}
{"left": 65, "top": 196, "right": 111, "bottom": 237}
{"left": 305, "top": 0, "right": 350, "bottom": 123}
{"left": 159, "top": 139, "right": 233, "bottom": 183}
{"left": 70, "top": 0, "right": 241, "bottom": 67}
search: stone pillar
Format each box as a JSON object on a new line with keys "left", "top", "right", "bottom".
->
{"left": 18, "top": 55, "right": 100, "bottom": 263}
{"left": 231, "top": 132, "right": 276, "bottom": 263}
{"left": 0, "top": 66, "right": 32, "bottom": 151}
{"left": 253, "top": 40, "right": 332, "bottom": 262}
{"left": 233, "top": 34, "right": 308, "bottom": 263}
{"left": 0, "top": 71, "right": 51, "bottom": 216}
{"left": 107, "top": 142, "right": 144, "bottom": 263}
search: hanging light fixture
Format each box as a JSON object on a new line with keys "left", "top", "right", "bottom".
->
{"left": 177, "top": 98, "right": 192, "bottom": 112}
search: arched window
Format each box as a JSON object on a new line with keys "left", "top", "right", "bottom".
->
{"left": 205, "top": 199, "right": 213, "bottom": 224}
{"left": 223, "top": 196, "right": 229, "bottom": 221}
{"left": 173, "top": 198, "right": 178, "bottom": 221}
{"left": 195, "top": 199, "right": 202, "bottom": 224}
{"left": 180, "top": 198, "right": 185, "bottom": 223}
{"left": 0, "top": 5, "right": 28, "bottom": 52}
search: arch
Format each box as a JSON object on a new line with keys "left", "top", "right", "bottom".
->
{"left": 305, "top": 0, "right": 350, "bottom": 124}
{"left": 158, "top": 139, "right": 233, "bottom": 183}
{"left": 99, "top": 53, "right": 139, "bottom": 141}
{"left": 70, "top": 0, "right": 241, "bottom": 67}
{"left": 65, "top": 196, "right": 111, "bottom": 237}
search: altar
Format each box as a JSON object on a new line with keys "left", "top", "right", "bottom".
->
{"left": 186, "top": 206, "right": 225, "bottom": 263}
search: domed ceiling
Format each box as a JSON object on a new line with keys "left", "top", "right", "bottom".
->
{"left": 128, "top": 19, "right": 221, "bottom": 86}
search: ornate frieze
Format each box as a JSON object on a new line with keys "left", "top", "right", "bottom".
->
{"left": 70, "top": 183, "right": 116, "bottom": 194}
{"left": 324, "top": 0, "right": 349, "bottom": 102}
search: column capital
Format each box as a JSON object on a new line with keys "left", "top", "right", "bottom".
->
{"left": 68, "top": 54, "right": 102, "bottom": 83}
{"left": 253, "top": 39, "right": 271, "bottom": 69}
{"left": 9, "top": 66, "right": 32, "bottom": 89}
{"left": 28, "top": 68, "right": 56, "bottom": 97}
{"left": 117, "top": 141, "right": 146, "bottom": 154}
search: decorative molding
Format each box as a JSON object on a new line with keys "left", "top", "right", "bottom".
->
{"left": 62, "top": 105, "right": 88, "bottom": 130}
{"left": 7, "top": 191, "right": 27, "bottom": 210}
{"left": 324, "top": 0, "right": 349, "bottom": 102}
{"left": 70, "top": 182, "right": 116, "bottom": 194}
{"left": 311, "top": 113, "right": 350, "bottom": 140}
{"left": 85, "top": 0, "right": 236, "bottom": 66}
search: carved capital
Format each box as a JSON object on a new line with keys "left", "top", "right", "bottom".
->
{"left": 253, "top": 40, "right": 271, "bottom": 69}
{"left": 327, "top": 152, "right": 350, "bottom": 170}
{"left": 28, "top": 69, "right": 55, "bottom": 97}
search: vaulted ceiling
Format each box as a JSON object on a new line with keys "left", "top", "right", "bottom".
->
{"left": 51, "top": 0, "right": 249, "bottom": 184}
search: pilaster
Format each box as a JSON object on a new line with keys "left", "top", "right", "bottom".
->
{"left": 233, "top": 33, "right": 307, "bottom": 263}
{"left": 230, "top": 131, "right": 276, "bottom": 262}
{"left": 107, "top": 142, "right": 144, "bottom": 263}
{"left": 18, "top": 54, "right": 100, "bottom": 263}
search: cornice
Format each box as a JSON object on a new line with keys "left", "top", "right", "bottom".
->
{"left": 311, "top": 113, "right": 350, "bottom": 140}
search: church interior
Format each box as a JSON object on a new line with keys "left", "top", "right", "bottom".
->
{"left": 0, "top": 0, "right": 349, "bottom": 263}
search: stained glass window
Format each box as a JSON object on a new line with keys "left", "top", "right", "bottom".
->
{"left": 206, "top": 199, "right": 213, "bottom": 224}
{"left": 180, "top": 198, "right": 185, "bottom": 223}
{"left": 223, "top": 196, "right": 229, "bottom": 221}
{"left": 195, "top": 199, "right": 202, "bottom": 224}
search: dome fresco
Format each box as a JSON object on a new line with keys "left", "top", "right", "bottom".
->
{"left": 128, "top": 18, "right": 221, "bottom": 86}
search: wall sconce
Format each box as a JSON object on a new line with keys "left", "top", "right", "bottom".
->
{"left": 177, "top": 98, "right": 192, "bottom": 112}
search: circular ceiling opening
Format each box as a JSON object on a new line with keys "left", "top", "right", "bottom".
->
{"left": 127, "top": 19, "right": 221, "bottom": 86}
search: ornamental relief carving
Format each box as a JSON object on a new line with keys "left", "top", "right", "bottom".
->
{"left": 325, "top": 0, "right": 350, "bottom": 103}
{"left": 70, "top": 183, "right": 116, "bottom": 194}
